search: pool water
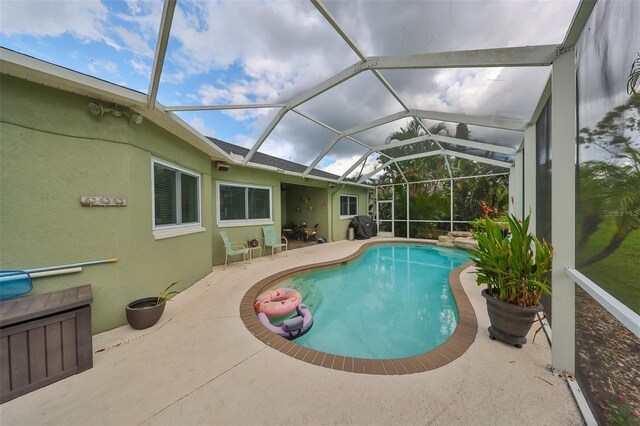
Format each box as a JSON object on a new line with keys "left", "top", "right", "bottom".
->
{"left": 290, "top": 244, "right": 470, "bottom": 359}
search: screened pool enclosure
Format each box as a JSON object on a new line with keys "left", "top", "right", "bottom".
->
{"left": 1, "top": 0, "right": 639, "bottom": 423}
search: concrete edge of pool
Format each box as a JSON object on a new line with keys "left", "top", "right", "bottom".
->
{"left": 239, "top": 240, "right": 478, "bottom": 375}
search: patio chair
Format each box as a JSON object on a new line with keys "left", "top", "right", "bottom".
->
{"left": 220, "top": 230, "right": 249, "bottom": 269}
{"left": 262, "top": 225, "right": 288, "bottom": 258}
{"left": 304, "top": 224, "right": 319, "bottom": 241}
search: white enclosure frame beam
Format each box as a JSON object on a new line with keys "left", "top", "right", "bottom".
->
{"left": 412, "top": 109, "right": 528, "bottom": 131}
{"left": 435, "top": 135, "right": 518, "bottom": 156}
{"left": 377, "top": 172, "right": 510, "bottom": 187}
{"left": 311, "top": 135, "right": 345, "bottom": 178}
{"left": 550, "top": 49, "right": 577, "bottom": 374}
{"left": 147, "top": 0, "right": 176, "bottom": 109}
{"left": 338, "top": 151, "right": 372, "bottom": 183}
{"left": 394, "top": 162, "right": 409, "bottom": 185}
{"left": 358, "top": 159, "right": 394, "bottom": 183}
{"left": 340, "top": 111, "right": 411, "bottom": 139}
{"left": 292, "top": 109, "right": 370, "bottom": 149}
{"left": 509, "top": 149, "right": 524, "bottom": 219}
{"left": 361, "top": 148, "right": 511, "bottom": 185}
{"left": 305, "top": 111, "right": 410, "bottom": 175}
{"left": 340, "top": 134, "right": 435, "bottom": 182}
{"left": 367, "top": 45, "right": 559, "bottom": 70}
{"left": 244, "top": 44, "right": 559, "bottom": 166}
{"left": 562, "top": 0, "right": 598, "bottom": 48}
{"left": 567, "top": 268, "right": 640, "bottom": 338}
{"left": 164, "top": 103, "right": 285, "bottom": 111}
{"left": 417, "top": 118, "right": 452, "bottom": 180}
{"left": 306, "top": 107, "right": 527, "bottom": 177}
{"left": 312, "top": 0, "right": 410, "bottom": 113}
{"left": 523, "top": 124, "right": 537, "bottom": 234}
{"left": 243, "top": 107, "right": 288, "bottom": 165}
{"left": 390, "top": 150, "right": 442, "bottom": 163}
{"left": 243, "top": 62, "right": 367, "bottom": 165}
{"left": 442, "top": 150, "right": 513, "bottom": 168}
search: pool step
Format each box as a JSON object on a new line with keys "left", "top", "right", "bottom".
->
{"left": 437, "top": 232, "right": 477, "bottom": 249}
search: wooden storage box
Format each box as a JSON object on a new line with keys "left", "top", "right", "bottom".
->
{"left": 1, "top": 285, "right": 93, "bottom": 403}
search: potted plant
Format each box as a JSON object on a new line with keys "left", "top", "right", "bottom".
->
{"left": 126, "top": 282, "right": 180, "bottom": 330}
{"left": 470, "top": 213, "right": 552, "bottom": 348}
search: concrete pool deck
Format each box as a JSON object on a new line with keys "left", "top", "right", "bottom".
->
{"left": 1, "top": 238, "right": 583, "bottom": 425}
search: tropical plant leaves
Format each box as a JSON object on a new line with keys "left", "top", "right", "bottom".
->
{"left": 470, "top": 213, "right": 553, "bottom": 307}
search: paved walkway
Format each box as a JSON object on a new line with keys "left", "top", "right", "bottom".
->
{"left": 1, "top": 238, "right": 582, "bottom": 425}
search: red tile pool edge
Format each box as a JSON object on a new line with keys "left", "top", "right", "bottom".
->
{"left": 239, "top": 240, "right": 478, "bottom": 375}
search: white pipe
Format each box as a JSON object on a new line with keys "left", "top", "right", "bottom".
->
{"left": 26, "top": 258, "right": 117, "bottom": 273}
{"left": 29, "top": 267, "right": 82, "bottom": 278}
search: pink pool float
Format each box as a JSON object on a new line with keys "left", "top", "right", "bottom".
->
{"left": 258, "top": 304, "right": 314, "bottom": 340}
{"left": 254, "top": 287, "right": 301, "bottom": 317}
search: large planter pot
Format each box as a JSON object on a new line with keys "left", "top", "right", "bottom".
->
{"left": 126, "top": 297, "right": 165, "bottom": 330}
{"left": 482, "top": 289, "right": 543, "bottom": 348}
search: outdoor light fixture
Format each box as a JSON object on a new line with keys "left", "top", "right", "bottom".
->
{"left": 131, "top": 113, "right": 144, "bottom": 125}
{"left": 88, "top": 102, "right": 104, "bottom": 116}
{"left": 88, "top": 101, "right": 143, "bottom": 125}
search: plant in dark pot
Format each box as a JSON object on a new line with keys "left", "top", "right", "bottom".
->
{"left": 470, "top": 213, "right": 552, "bottom": 348}
{"left": 126, "top": 282, "right": 180, "bottom": 330}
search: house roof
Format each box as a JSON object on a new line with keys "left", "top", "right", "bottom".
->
{"left": 209, "top": 138, "right": 340, "bottom": 181}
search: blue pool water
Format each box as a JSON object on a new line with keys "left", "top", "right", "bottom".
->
{"left": 289, "top": 244, "right": 470, "bottom": 359}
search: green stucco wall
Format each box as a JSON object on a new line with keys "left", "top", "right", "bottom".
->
{"left": 211, "top": 168, "right": 368, "bottom": 265}
{"left": 330, "top": 186, "right": 371, "bottom": 241}
{"left": 0, "top": 75, "right": 213, "bottom": 333}
{"left": 0, "top": 74, "right": 371, "bottom": 330}
{"left": 284, "top": 184, "right": 329, "bottom": 238}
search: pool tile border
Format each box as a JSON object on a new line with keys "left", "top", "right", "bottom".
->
{"left": 240, "top": 240, "right": 478, "bottom": 375}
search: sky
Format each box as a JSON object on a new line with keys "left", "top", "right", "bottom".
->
{"left": 0, "top": 0, "right": 581, "bottom": 177}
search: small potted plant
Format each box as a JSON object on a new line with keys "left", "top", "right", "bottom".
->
{"left": 126, "top": 282, "right": 180, "bottom": 330}
{"left": 470, "top": 213, "right": 552, "bottom": 348}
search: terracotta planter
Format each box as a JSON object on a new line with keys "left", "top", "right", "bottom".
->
{"left": 482, "top": 289, "right": 543, "bottom": 348}
{"left": 126, "top": 297, "right": 165, "bottom": 330}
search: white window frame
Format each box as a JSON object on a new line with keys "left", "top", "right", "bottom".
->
{"left": 151, "top": 158, "right": 204, "bottom": 239}
{"left": 339, "top": 194, "right": 358, "bottom": 219}
{"left": 216, "top": 181, "right": 273, "bottom": 227}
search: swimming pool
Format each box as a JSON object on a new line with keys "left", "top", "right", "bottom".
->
{"left": 290, "top": 244, "right": 470, "bottom": 359}
{"left": 240, "top": 241, "right": 477, "bottom": 375}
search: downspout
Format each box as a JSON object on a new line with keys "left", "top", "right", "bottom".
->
{"left": 329, "top": 184, "right": 345, "bottom": 242}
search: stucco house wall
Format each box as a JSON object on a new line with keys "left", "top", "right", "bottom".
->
{"left": 211, "top": 168, "right": 368, "bottom": 265}
{"left": 1, "top": 75, "right": 213, "bottom": 333}
{"left": 1, "top": 74, "right": 371, "bottom": 331}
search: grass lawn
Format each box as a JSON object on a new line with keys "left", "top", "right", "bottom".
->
{"left": 576, "top": 218, "right": 640, "bottom": 314}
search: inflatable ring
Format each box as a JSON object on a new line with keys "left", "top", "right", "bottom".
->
{"left": 254, "top": 287, "right": 302, "bottom": 318}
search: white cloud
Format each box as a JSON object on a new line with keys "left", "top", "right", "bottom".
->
{"left": 1, "top": 0, "right": 582, "bottom": 169}
{"left": 162, "top": 0, "right": 577, "bottom": 164}
{"left": 160, "top": 71, "right": 185, "bottom": 85}
{"left": 233, "top": 134, "right": 258, "bottom": 149}
{"left": 129, "top": 59, "right": 151, "bottom": 75}
{"left": 258, "top": 139, "right": 297, "bottom": 161}
{"left": 320, "top": 154, "right": 371, "bottom": 177}
{"left": 188, "top": 117, "right": 215, "bottom": 137}
{"left": 88, "top": 60, "right": 118, "bottom": 76}
{"left": 113, "top": 26, "right": 152, "bottom": 57}
{"left": 0, "top": 0, "right": 108, "bottom": 41}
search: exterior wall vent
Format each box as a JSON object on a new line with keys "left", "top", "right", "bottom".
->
{"left": 216, "top": 162, "right": 230, "bottom": 172}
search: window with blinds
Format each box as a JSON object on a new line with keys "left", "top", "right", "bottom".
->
{"left": 218, "top": 183, "right": 272, "bottom": 225}
{"left": 340, "top": 194, "right": 358, "bottom": 218}
{"left": 153, "top": 160, "right": 200, "bottom": 228}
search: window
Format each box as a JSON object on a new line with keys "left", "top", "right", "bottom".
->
{"left": 152, "top": 159, "right": 201, "bottom": 229}
{"left": 340, "top": 194, "right": 358, "bottom": 218}
{"left": 217, "top": 182, "right": 272, "bottom": 226}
